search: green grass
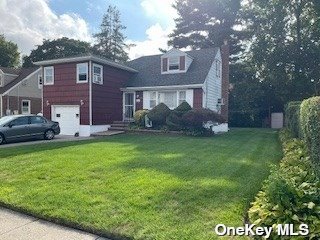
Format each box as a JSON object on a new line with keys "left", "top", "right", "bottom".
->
{"left": 0, "top": 129, "right": 281, "bottom": 240}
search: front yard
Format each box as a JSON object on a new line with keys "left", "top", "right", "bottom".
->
{"left": 0, "top": 129, "right": 281, "bottom": 239}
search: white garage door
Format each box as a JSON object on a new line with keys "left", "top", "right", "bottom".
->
{"left": 52, "top": 105, "right": 80, "bottom": 135}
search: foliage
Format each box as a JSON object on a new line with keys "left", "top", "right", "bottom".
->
{"left": 174, "top": 101, "right": 192, "bottom": 116}
{"left": 169, "top": 0, "right": 244, "bottom": 57}
{"left": 22, "top": 38, "right": 92, "bottom": 67}
{"left": 133, "top": 110, "right": 149, "bottom": 127}
{"left": 165, "top": 112, "right": 183, "bottom": 131}
{"left": 284, "top": 101, "right": 301, "bottom": 138}
{"left": 0, "top": 35, "right": 20, "bottom": 67}
{"left": 300, "top": 97, "right": 320, "bottom": 175}
{"left": 147, "top": 103, "right": 171, "bottom": 126}
{"left": 0, "top": 129, "right": 281, "bottom": 240}
{"left": 93, "top": 5, "right": 130, "bottom": 62}
{"left": 182, "top": 108, "right": 225, "bottom": 130}
{"left": 249, "top": 129, "right": 320, "bottom": 239}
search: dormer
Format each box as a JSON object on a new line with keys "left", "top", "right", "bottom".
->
{"left": 161, "top": 48, "right": 193, "bottom": 74}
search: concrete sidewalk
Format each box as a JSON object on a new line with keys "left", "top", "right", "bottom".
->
{"left": 0, "top": 207, "right": 109, "bottom": 240}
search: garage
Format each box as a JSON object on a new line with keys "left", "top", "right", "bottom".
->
{"left": 52, "top": 105, "right": 80, "bottom": 136}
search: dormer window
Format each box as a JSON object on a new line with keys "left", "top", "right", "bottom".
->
{"left": 169, "top": 56, "right": 180, "bottom": 71}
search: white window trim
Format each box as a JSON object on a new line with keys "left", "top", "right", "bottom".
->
{"left": 44, "top": 66, "right": 54, "bottom": 85}
{"left": 149, "top": 90, "right": 188, "bottom": 110}
{"left": 76, "top": 63, "right": 89, "bottom": 83}
{"left": 161, "top": 55, "right": 187, "bottom": 74}
{"left": 178, "top": 90, "right": 187, "bottom": 105}
{"left": 21, "top": 100, "right": 31, "bottom": 115}
{"left": 92, "top": 63, "right": 103, "bottom": 85}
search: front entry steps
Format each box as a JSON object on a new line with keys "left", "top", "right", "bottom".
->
{"left": 108, "top": 121, "right": 131, "bottom": 131}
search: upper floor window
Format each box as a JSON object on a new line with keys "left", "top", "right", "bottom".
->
{"left": 216, "top": 60, "right": 221, "bottom": 78}
{"left": 44, "top": 66, "right": 54, "bottom": 85}
{"left": 93, "top": 64, "right": 103, "bottom": 85}
{"left": 77, "top": 63, "right": 88, "bottom": 83}
{"left": 168, "top": 56, "right": 180, "bottom": 71}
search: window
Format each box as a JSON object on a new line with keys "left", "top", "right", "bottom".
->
{"left": 178, "top": 91, "right": 186, "bottom": 105}
{"left": 93, "top": 64, "right": 103, "bottom": 84}
{"left": 44, "top": 66, "right": 54, "bottom": 85}
{"left": 30, "top": 116, "right": 46, "bottom": 124}
{"left": 38, "top": 75, "right": 43, "bottom": 89}
{"left": 168, "top": 56, "right": 180, "bottom": 71}
{"left": 150, "top": 91, "right": 157, "bottom": 109}
{"left": 10, "top": 117, "right": 29, "bottom": 126}
{"left": 159, "top": 91, "right": 177, "bottom": 109}
{"left": 21, "top": 100, "right": 31, "bottom": 114}
{"left": 216, "top": 60, "right": 221, "bottom": 77}
{"left": 77, "top": 63, "right": 88, "bottom": 83}
{"left": 0, "top": 74, "right": 3, "bottom": 87}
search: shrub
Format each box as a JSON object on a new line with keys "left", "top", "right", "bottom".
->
{"left": 147, "top": 103, "right": 171, "bottom": 126}
{"left": 134, "top": 110, "right": 149, "bottom": 127}
{"left": 285, "top": 101, "right": 301, "bottom": 137}
{"left": 174, "top": 102, "right": 192, "bottom": 116}
{"left": 248, "top": 129, "right": 320, "bottom": 239}
{"left": 300, "top": 97, "right": 320, "bottom": 175}
{"left": 182, "top": 108, "right": 225, "bottom": 130}
{"left": 166, "top": 112, "right": 183, "bottom": 131}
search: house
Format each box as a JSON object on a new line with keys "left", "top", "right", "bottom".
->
{"left": 0, "top": 67, "right": 42, "bottom": 117}
{"left": 34, "top": 42, "right": 229, "bottom": 137}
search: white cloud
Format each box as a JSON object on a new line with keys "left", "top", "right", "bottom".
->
{"left": 0, "top": 0, "right": 92, "bottom": 55}
{"left": 127, "top": 23, "right": 174, "bottom": 60}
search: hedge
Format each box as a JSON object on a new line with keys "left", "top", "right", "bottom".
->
{"left": 248, "top": 129, "right": 320, "bottom": 239}
{"left": 147, "top": 103, "right": 171, "bottom": 126}
{"left": 134, "top": 110, "right": 149, "bottom": 127}
{"left": 285, "top": 101, "right": 301, "bottom": 137}
{"left": 300, "top": 97, "right": 320, "bottom": 175}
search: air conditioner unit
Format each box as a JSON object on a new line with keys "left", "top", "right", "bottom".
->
{"left": 217, "top": 98, "right": 224, "bottom": 105}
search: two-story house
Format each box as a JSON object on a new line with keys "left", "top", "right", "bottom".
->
{"left": 34, "top": 42, "right": 229, "bottom": 136}
{"left": 0, "top": 67, "right": 42, "bottom": 117}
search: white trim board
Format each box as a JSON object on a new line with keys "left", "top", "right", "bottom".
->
{"left": 122, "top": 84, "right": 203, "bottom": 91}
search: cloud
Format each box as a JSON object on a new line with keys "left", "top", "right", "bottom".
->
{"left": 127, "top": 23, "right": 174, "bottom": 60}
{"left": 0, "top": 0, "right": 92, "bottom": 55}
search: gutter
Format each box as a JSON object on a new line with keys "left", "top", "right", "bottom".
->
{"left": 121, "top": 84, "right": 204, "bottom": 91}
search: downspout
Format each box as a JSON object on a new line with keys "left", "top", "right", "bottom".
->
{"left": 89, "top": 61, "right": 92, "bottom": 126}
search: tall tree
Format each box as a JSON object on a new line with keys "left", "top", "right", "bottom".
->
{"left": 93, "top": 5, "right": 129, "bottom": 62}
{"left": 0, "top": 35, "right": 20, "bottom": 67}
{"left": 169, "top": 0, "right": 244, "bottom": 56}
{"left": 23, "top": 38, "right": 92, "bottom": 67}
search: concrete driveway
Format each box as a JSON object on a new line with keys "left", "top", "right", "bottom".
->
{"left": 0, "top": 207, "right": 108, "bottom": 240}
{"left": 0, "top": 135, "right": 94, "bottom": 149}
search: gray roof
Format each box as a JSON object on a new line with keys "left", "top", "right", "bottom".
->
{"left": 0, "top": 67, "right": 20, "bottom": 75}
{"left": 125, "top": 48, "right": 219, "bottom": 88}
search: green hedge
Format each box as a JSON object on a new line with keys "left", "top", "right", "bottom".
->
{"left": 248, "top": 129, "right": 320, "bottom": 239}
{"left": 300, "top": 97, "right": 320, "bottom": 175}
{"left": 147, "top": 103, "right": 171, "bottom": 126}
{"left": 134, "top": 110, "right": 149, "bottom": 127}
{"left": 285, "top": 101, "right": 301, "bottom": 137}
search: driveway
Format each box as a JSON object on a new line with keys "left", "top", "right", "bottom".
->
{"left": 0, "top": 135, "right": 94, "bottom": 149}
{"left": 0, "top": 207, "right": 108, "bottom": 240}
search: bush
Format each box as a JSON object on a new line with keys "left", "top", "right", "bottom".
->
{"left": 248, "top": 129, "right": 320, "bottom": 239}
{"left": 300, "top": 97, "right": 320, "bottom": 175}
{"left": 182, "top": 108, "right": 225, "bottom": 130}
{"left": 147, "top": 103, "right": 171, "bottom": 126}
{"left": 134, "top": 110, "right": 149, "bottom": 127}
{"left": 174, "top": 102, "right": 192, "bottom": 116}
{"left": 285, "top": 101, "right": 301, "bottom": 137}
{"left": 166, "top": 112, "right": 183, "bottom": 131}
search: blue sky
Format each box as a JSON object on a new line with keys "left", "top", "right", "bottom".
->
{"left": 0, "top": 0, "right": 177, "bottom": 59}
{"left": 49, "top": 0, "right": 154, "bottom": 41}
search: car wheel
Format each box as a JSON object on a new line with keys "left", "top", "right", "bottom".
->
{"left": 0, "top": 134, "right": 4, "bottom": 145}
{"left": 44, "top": 130, "right": 55, "bottom": 140}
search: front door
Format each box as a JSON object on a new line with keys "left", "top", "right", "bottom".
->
{"left": 123, "top": 93, "right": 135, "bottom": 121}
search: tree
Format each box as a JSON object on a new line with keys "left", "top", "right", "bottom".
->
{"left": 93, "top": 5, "right": 129, "bottom": 62}
{"left": 23, "top": 38, "right": 92, "bottom": 67}
{"left": 169, "top": 0, "right": 245, "bottom": 56}
{"left": 0, "top": 35, "right": 20, "bottom": 67}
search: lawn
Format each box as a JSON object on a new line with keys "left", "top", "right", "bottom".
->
{"left": 0, "top": 129, "right": 281, "bottom": 240}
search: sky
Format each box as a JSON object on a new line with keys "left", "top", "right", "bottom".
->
{"left": 0, "top": 0, "right": 178, "bottom": 60}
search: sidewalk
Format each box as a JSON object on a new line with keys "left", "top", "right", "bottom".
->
{"left": 0, "top": 207, "right": 109, "bottom": 240}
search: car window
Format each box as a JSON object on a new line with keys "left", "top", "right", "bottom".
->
{"left": 30, "top": 116, "right": 46, "bottom": 124}
{"left": 10, "top": 117, "right": 29, "bottom": 126}
{"left": 0, "top": 116, "right": 16, "bottom": 125}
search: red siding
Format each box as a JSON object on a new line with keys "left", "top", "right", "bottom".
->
{"left": 135, "top": 91, "right": 143, "bottom": 111}
{"left": 2, "top": 95, "right": 42, "bottom": 115}
{"left": 43, "top": 62, "right": 90, "bottom": 125}
{"left": 92, "top": 63, "right": 133, "bottom": 124}
{"left": 193, "top": 88, "right": 203, "bottom": 109}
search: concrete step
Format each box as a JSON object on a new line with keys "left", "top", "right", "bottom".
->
{"left": 91, "top": 130, "right": 125, "bottom": 137}
{"left": 113, "top": 121, "right": 131, "bottom": 125}
{"left": 109, "top": 127, "right": 128, "bottom": 131}
{"left": 111, "top": 123, "right": 130, "bottom": 127}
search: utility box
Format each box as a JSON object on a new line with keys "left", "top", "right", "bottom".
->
{"left": 271, "top": 112, "right": 284, "bottom": 129}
